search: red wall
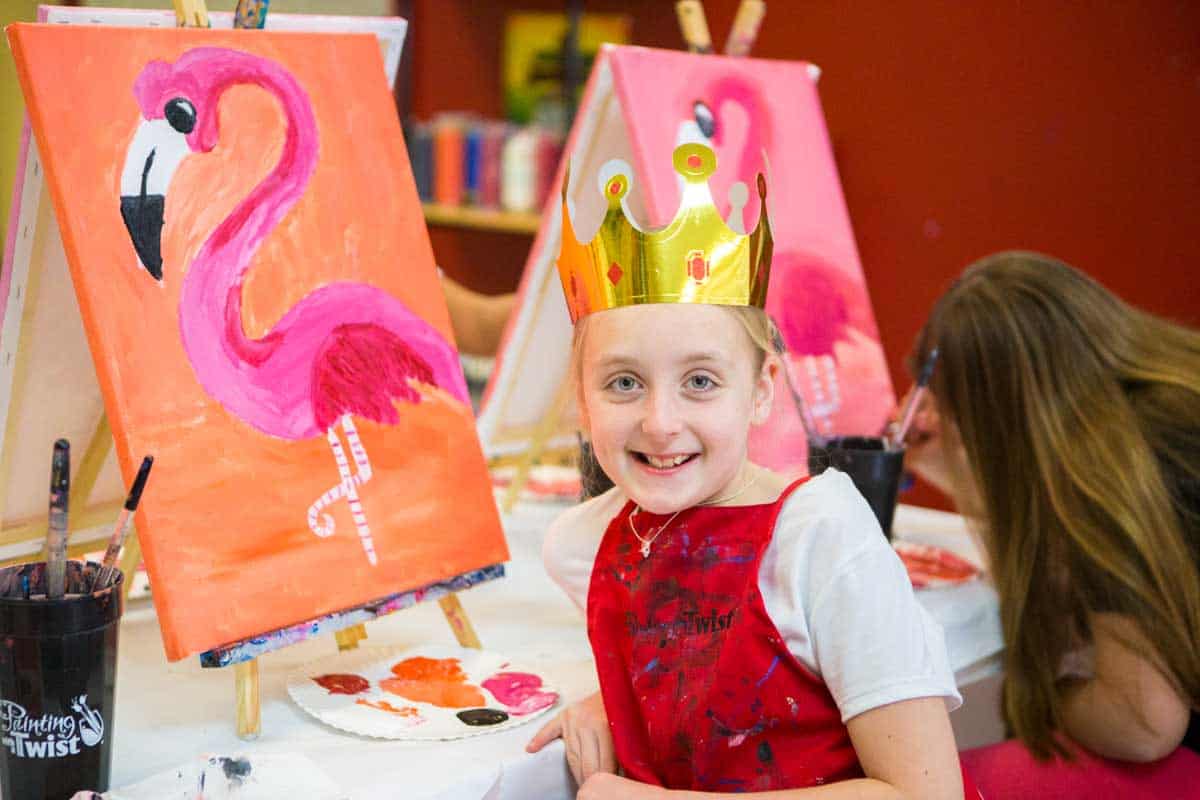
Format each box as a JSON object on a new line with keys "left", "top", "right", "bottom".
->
{"left": 407, "top": 1, "right": 1200, "bottom": 506}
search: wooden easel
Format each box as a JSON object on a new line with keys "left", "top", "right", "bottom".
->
{"left": 0, "top": 0, "right": 483, "bottom": 742}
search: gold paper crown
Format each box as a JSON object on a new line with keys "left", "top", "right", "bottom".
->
{"left": 557, "top": 143, "right": 773, "bottom": 323}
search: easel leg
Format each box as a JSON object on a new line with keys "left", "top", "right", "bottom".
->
{"left": 334, "top": 623, "right": 368, "bottom": 651}
{"left": 235, "top": 659, "right": 260, "bottom": 740}
{"left": 501, "top": 377, "right": 573, "bottom": 513}
{"left": 438, "top": 593, "right": 481, "bottom": 649}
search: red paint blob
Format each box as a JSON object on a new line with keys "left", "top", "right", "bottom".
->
{"left": 313, "top": 673, "right": 370, "bottom": 695}
{"left": 687, "top": 154, "right": 702, "bottom": 168}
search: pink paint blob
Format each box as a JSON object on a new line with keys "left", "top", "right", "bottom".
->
{"left": 481, "top": 672, "right": 558, "bottom": 716}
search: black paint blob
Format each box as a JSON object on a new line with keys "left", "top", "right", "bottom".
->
{"left": 456, "top": 708, "right": 510, "bottom": 726}
{"left": 212, "top": 756, "right": 252, "bottom": 785}
{"left": 757, "top": 740, "right": 774, "bottom": 763}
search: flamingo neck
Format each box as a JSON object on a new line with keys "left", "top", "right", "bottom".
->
{"left": 180, "top": 57, "right": 318, "bottom": 368}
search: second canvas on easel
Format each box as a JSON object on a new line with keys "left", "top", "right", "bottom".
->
{"left": 480, "top": 46, "right": 895, "bottom": 472}
{"left": 8, "top": 23, "right": 508, "bottom": 661}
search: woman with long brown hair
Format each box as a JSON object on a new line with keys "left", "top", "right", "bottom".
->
{"left": 904, "top": 251, "right": 1200, "bottom": 795}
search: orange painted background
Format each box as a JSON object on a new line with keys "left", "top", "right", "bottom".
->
{"left": 9, "top": 24, "right": 507, "bottom": 661}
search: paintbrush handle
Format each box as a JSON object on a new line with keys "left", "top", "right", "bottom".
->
{"left": 891, "top": 386, "right": 927, "bottom": 448}
{"left": 94, "top": 509, "right": 133, "bottom": 589}
{"left": 92, "top": 455, "right": 154, "bottom": 590}
{"left": 45, "top": 440, "right": 70, "bottom": 599}
{"left": 724, "top": 0, "right": 766, "bottom": 57}
{"left": 675, "top": 0, "right": 714, "bottom": 54}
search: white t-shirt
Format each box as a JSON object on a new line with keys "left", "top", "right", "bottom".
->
{"left": 543, "top": 469, "right": 962, "bottom": 723}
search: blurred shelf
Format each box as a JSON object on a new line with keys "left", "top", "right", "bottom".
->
{"left": 422, "top": 203, "right": 541, "bottom": 235}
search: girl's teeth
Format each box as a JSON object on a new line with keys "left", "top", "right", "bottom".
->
{"left": 647, "top": 454, "right": 688, "bottom": 469}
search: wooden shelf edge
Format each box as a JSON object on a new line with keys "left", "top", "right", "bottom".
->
{"left": 422, "top": 203, "right": 541, "bottom": 235}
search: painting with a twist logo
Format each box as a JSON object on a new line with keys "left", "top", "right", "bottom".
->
{"left": 0, "top": 694, "right": 104, "bottom": 758}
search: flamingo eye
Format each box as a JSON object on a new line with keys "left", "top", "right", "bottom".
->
{"left": 164, "top": 97, "right": 196, "bottom": 134}
{"left": 693, "top": 101, "right": 715, "bottom": 138}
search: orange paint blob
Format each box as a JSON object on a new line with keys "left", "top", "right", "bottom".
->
{"left": 379, "top": 656, "right": 485, "bottom": 708}
{"left": 355, "top": 698, "right": 420, "bottom": 716}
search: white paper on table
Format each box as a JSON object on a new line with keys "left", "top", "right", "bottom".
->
{"left": 74, "top": 753, "right": 346, "bottom": 800}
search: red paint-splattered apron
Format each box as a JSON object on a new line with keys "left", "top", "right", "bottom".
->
{"left": 587, "top": 479, "right": 981, "bottom": 796}
{"left": 587, "top": 478, "right": 861, "bottom": 791}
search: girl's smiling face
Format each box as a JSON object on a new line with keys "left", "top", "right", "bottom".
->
{"left": 578, "top": 304, "right": 776, "bottom": 515}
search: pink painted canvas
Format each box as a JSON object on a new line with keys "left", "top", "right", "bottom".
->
{"left": 608, "top": 47, "right": 895, "bottom": 469}
{"left": 480, "top": 46, "right": 894, "bottom": 474}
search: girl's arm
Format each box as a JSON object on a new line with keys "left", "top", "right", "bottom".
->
{"left": 1059, "top": 612, "right": 1191, "bottom": 762}
{"left": 576, "top": 697, "right": 964, "bottom": 800}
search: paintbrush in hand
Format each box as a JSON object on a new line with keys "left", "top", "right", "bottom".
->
{"left": 93, "top": 456, "right": 154, "bottom": 591}
{"left": 887, "top": 347, "right": 939, "bottom": 450}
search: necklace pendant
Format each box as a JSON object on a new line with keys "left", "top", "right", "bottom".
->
{"left": 639, "top": 540, "right": 652, "bottom": 559}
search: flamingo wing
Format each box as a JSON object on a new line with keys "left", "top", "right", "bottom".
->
{"left": 310, "top": 322, "right": 440, "bottom": 431}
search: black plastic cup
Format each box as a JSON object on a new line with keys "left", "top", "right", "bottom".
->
{"left": 0, "top": 561, "right": 123, "bottom": 799}
{"left": 808, "top": 436, "right": 906, "bottom": 538}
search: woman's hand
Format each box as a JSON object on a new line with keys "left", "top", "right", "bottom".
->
{"left": 526, "top": 690, "right": 616, "bottom": 785}
{"left": 577, "top": 772, "right": 667, "bottom": 800}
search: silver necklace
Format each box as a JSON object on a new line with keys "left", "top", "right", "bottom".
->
{"left": 627, "top": 469, "right": 760, "bottom": 559}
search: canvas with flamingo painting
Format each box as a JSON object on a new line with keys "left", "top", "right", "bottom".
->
{"left": 8, "top": 24, "right": 508, "bottom": 661}
{"left": 480, "top": 46, "right": 895, "bottom": 473}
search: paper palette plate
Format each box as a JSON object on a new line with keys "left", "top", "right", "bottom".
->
{"left": 287, "top": 644, "right": 560, "bottom": 740}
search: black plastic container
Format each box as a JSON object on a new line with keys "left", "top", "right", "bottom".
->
{"left": 808, "top": 436, "right": 906, "bottom": 538}
{"left": 0, "top": 561, "right": 123, "bottom": 799}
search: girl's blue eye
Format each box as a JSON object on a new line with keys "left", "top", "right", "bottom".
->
{"left": 688, "top": 374, "right": 715, "bottom": 391}
{"left": 610, "top": 375, "right": 639, "bottom": 392}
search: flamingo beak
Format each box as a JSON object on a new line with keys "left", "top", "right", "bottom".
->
{"left": 119, "top": 118, "right": 191, "bottom": 282}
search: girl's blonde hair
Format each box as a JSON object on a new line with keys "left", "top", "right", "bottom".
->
{"left": 913, "top": 251, "right": 1200, "bottom": 759}
{"left": 571, "top": 305, "right": 778, "bottom": 498}
{"left": 570, "top": 305, "right": 777, "bottom": 388}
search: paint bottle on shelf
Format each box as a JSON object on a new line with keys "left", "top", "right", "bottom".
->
{"left": 477, "top": 122, "right": 506, "bottom": 210}
{"left": 462, "top": 123, "right": 482, "bottom": 206}
{"left": 432, "top": 115, "right": 465, "bottom": 207}
{"left": 501, "top": 127, "right": 537, "bottom": 214}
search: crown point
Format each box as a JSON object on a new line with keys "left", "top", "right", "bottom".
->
{"left": 673, "top": 143, "right": 717, "bottom": 182}
{"left": 604, "top": 174, "right": 629, "bottom": 207}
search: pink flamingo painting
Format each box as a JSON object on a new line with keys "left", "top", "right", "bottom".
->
{"left": 118, "top": 47, "right": 469, "bottom": 566}
{"left": 674, "top": 74, "right": 884, "bottom": 437}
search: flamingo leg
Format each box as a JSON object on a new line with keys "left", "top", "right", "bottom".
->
{"left": 305, "top": 419, "right": 378, "bottom": 565}
{"left": 341, "top": 414, "right": 372, "bottom": 484}
{"left": 338, "top": 415, "right": 377, "bottom": 565}
{"left": 307, "top": 429, "right": 349, "bottom": 538}
{"left": 804, "top": 354, "right": 841, "bottom": 436}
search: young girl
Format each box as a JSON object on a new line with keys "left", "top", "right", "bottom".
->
{"left": 901, "top": 252, "right": 1200, "bottom": 795}
{"left": 527, "top": 143, "right": 973, "bottom": 799}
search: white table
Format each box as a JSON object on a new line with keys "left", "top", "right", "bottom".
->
{"left": 891, "top": 504, "right": 1006, "bottom": 750}
{"left": 103, "top": 501, "right": 1004, "bottom": 798}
